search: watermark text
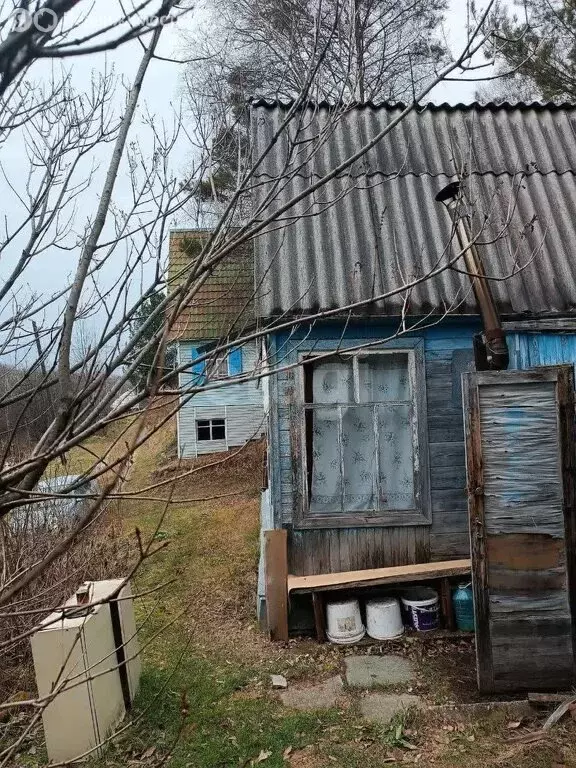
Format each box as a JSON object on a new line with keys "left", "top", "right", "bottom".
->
{"left": 8, "top": 8, "right": 178, "bottom": 36}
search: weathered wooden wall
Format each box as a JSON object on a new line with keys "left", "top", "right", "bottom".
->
{"left": 508, "top": 331, "right": 576, "bottom": 370}
{"left": 268, "top": 324, "right": 576, "bottom": 576}
{"left": 268, "top": 321, "right": 479, "bottom": 575}
{"left": 463, "top": 367, "right": 576, "bottom": 692}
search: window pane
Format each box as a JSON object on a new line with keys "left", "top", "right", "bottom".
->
{"left": 309, "top": 406, "right": 342, "bottom": 513}
{"left": 378, "top": 404, "right": 415, "bottom": 510}
{"left": 211, "top": 422, "right": 226, "bottom": 440}
{"left": 305, "top": 352, "right": 420, "bottom": 520}
{"left": 312, "top": 359, "right": 354, "bottom": 404}
{"left": 342, "top": 405, "right": 377, "bottom": 511}
{"left": 358, "top": 354, "right": 410, "bottom": 403}
{"left": 197, "top": 424, "right": 211, "bottom": 441}
{"left": 208, "top": 356, "right": 228, "bottom": 379}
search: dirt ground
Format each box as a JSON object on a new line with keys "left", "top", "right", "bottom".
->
{"left": 117, "top": 408, "right": 576, "bottom": 768}
{"left": 5, "top": 405, "right": 576, "bottom": 768}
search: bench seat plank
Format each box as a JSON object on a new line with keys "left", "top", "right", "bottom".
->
{"left": 288, "top": 559, "right": 471, "bottom": 594}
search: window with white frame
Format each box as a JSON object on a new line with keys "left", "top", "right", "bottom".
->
{"left": 301, "top": 350, "right": 428, "bottom": 524}
{"left": 196, "top": 418, "right": 226, "bottom": 441}
{"left": 206, "top": 355, "right": 229, "bottom": 380}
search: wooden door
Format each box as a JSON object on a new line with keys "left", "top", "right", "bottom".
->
{"left": 463, "top": 366, "right": 576, "bottom": 693}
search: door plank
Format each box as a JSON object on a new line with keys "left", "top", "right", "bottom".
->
{"left": 486, "top": 534, "right": 565, "bottom": 571}
{"left": 463, "top": 366, "right": 576, "bottom": 693}
{"left": 462, "top": 373, "right": 493, "bottom": 692}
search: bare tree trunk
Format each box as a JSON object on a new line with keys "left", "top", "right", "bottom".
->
{"left": 0, "top": 1, "right": 534, "bottom": 762}
{"left": 353, "top": 0, "right": 366, "bottom": 101}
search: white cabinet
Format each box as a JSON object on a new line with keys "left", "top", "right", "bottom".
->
{"left": 31, "top": 579, "right": 141, "bottom": 763}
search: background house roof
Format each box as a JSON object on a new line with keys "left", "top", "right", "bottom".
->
{"left": 168, "top": 230, "right": 254, "bottom": 341}
{"left": 251, "top": 101, "right": 576, "bottom": 318}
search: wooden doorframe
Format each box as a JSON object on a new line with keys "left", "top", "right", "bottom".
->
{"left": 462, "top": 365, "right": 576, "bottom": 693}
{"left": 462, "top": 370, "right": 492, "bottom": 691}
{"left": 557, "top": 368, "right": 576, "bottom": 673}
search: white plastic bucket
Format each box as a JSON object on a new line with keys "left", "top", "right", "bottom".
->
{"left": 401, "top": 587, "right": 439, "bottom": 632}
{"left": 366, "top": 598, "right": 404, "bottom": 640}
{"left": 326, "top": 599, "right": 365, "bottom": 644}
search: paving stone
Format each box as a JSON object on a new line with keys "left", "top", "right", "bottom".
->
{"left": 360, "top": 693, "right": 422, "bottom": 725}
{"left": 279, "top": 675, "right": 343, "bottom": 710}
{"left": 345, "top": 655, "right": 414, "bottom": 688}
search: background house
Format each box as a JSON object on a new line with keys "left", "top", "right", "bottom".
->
{"left": 251, "top": 100, "right": 576, "bottom": 620}
{"left": 169, "top": 230, "right": 265, "bottom": 457}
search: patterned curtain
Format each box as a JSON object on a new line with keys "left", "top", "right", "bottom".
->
{"left": 310, "top": 355, "right": 415, "bottom": 514}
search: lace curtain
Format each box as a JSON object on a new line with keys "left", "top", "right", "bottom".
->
{"left": 309, "top": 355, "right": 416, "bottom": 514}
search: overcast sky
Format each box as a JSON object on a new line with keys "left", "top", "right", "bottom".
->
{"left": 0, "top": 0, "right": 501, "bottom": 344}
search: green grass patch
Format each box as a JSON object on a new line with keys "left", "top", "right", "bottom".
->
{"left": 99, "top": 645, "right": 342, "bottom": 768}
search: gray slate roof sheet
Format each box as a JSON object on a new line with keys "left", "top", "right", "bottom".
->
{"left": 251, "top": 101, "right": 576, "bottom": 318}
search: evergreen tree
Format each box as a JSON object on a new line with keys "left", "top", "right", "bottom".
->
{"left": 485, "top": 1, "right": 576, "bottom": 101}
{"left": 127, "top": 292, "right": 176, "bottom": 391}
{"left": 184, "top": 0, "right": 447, "bottom": 218}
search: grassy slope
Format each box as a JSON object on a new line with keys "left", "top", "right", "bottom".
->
{"left": 92, "top": 415, "right": 355, "bottom": 768}
{"left": 76, "top": 409, "right": 576, "bottom": 768}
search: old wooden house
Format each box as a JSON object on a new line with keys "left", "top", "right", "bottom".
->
{"left": 169, "top": 230, "right": 265, "bottom": 457}
{"left": 253, "top": 101, "right": 576, "bottom": 688}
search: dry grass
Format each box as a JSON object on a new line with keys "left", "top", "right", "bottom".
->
{"left": 5, "top": 402, "right": 576, "bottom": 768}
{"left": 121, "top": 420, "right": 276, "bottom": 668}
{"left": 0, "top": 413, "right": 141, "bottom": 706}
{"left": 119, "top": 406, "right": 576, "bottom": 768}
{"left": 0, "top": 514, "right": 133, "bottom": 704}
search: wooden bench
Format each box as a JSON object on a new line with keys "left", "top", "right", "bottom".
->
{"left": 289, "top": 560, "right": 472, "bottom": 641}
{"left": 264, "top": 531, "right": 471, "bottom": 642}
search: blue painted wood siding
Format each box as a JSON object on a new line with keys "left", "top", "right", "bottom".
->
{"left": 266, "top": 322, "right": 576, "bottom": 576}
{"left": 267, "top": 320, "right": 481, "bottom": 573}
{"left": 509, "top": 332, "right": 576, "bottom": 373}
{"left": 177, "top": 340, "right": 265, "bottom": 457}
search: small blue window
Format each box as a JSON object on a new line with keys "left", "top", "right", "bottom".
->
{"left": 190, "top": 347, "right": 206, "bottom": 383}
{"left": 228, "top": 347, "right": 243, "bottom": 376}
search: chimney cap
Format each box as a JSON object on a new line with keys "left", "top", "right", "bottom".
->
{"left": 435, "top": 180, "right": 461, "bottom": 203}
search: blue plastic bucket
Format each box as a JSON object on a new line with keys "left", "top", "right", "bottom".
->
{"left": 401, "top": 587, "right": 439, "bottom": 632}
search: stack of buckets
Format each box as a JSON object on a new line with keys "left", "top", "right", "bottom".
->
{"left": 325, "top": 583, "right": 474, "bottom": 644}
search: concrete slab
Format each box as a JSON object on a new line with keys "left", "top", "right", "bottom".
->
{"left": 360, "top": 693, "right": 422, "bottom": 725}
{"left": 345, "top": 655, "right": 414, "bottom": 688}
{"left": 279, "top": 675, "right": 343, "bottom": 710}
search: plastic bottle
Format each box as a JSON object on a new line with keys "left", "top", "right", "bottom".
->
{"left": 452, "top": 582, "right": 474, "bottom": 631}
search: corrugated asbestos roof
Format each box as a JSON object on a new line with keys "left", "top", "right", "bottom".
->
{"left": 168, "top": 230, "right": 254, "bottom": 341}
{"left": 251, "top": 101, "right": 576, "bottom": 318}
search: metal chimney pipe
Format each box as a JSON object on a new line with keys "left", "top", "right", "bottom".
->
{"left": 435, "top": 181, "right": 509, "bottom": 370}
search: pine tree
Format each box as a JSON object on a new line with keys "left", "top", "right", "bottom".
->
{"left": 127, "top": 292, "right": 176, "bottom": 391}
{"left": 486, "top": 1, "right": 576, "bottom": 101}
{"left": 184, "top": 0, "right": 447, "bottom": 216}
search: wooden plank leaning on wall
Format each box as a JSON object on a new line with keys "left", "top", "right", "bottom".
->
{"left": 264, "top": 529, "right": 289, "bottom": 642}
